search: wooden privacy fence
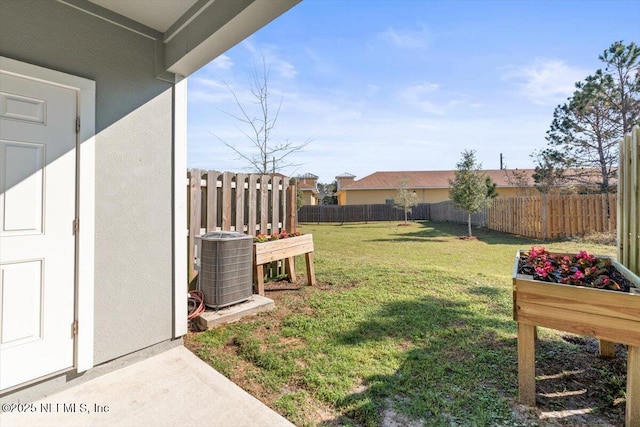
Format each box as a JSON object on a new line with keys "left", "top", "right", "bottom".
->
{"left": 300, "top": 194, "right": 618, "bottom": 241}
{"left": 297, "top": 203, "right": 430, "bottom": 223}
{"left": 429, "top": 200, "right": 488, "bottom": 227}
{"left": 187, "top": 170, "right": 297, "bottom": 281}
{"left": 488, "top": 194, "right": 616, "bottom": 240}
{"left": 618, "top": 125, "right": 640, "bottom": 275}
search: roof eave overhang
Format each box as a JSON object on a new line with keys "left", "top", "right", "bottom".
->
{"left": 61, "top": 0, "right": 300, "bottom": 79}
{"left": 165, "top": 0, "right": 300, "bottom": 76}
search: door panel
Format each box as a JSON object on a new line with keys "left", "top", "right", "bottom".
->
{"left": 1, "top": 141, "right": 45, "bottom": 234}
{"left": 0, "top": 73, "right": 77, "bottom": 390}
{"left": 1, "top": 259, "right": 43, "bottom": 347}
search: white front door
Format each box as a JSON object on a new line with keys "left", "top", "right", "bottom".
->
{"left": 0, "top": 73, "right": 77, "bottom": 390}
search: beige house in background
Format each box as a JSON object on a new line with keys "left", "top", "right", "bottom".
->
{"left": 335, "top": 169, "right": 537, "bottom": 205}
{"left": 297, "top": 173, "right": 319, "bottom": 206}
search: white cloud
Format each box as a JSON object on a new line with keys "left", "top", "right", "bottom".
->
{"left": 399, "top": 82, "right": 464, "bottom": 115}
{"left": 241, "top": 39, "right": 298, "bottom": 79}
{"left": 503, "top": 59, "right": 588, "bottom": 105}
{"left": 379, "top": 26, "right": 429, "bottom": 50}
{"left": 209, "top": 54, "right": 234, "bottom": 70}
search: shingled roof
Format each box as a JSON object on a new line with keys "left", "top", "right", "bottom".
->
{"left": 340, "top": 169, "right": 537, "bottom": 189}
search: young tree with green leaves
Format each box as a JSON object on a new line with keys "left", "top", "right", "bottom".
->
{"left": 485, "top": 176, "right": 498, "bottom": 200}
{"left": 317, "top": 181, "right": 338, "bottom": 205}
{"left": 393, "top": 179, "right": 418, "bottom": 225}
{"left": 296, "top": 188, "right": 304, "bottom": 212}
{"left": 449, "top": 150, "right": 494, "bottom": 237}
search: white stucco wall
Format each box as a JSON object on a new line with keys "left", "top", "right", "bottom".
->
{"left": 0, "top": 0, "right": 174, "bottom": 364}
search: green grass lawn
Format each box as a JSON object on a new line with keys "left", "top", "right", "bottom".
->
{"left": 186, "top": 221, "right": 625, "bottom": 427}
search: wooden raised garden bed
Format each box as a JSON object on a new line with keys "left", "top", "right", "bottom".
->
{"left": 253, "top": 234, "right": 316, "bottom": 295}
{"left": 513, "top": 249, "right": 640, "bottom": 427}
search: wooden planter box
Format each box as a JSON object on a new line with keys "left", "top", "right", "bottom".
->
{"left": 513, "top": 250, "right": 640, "bottom": 427}
{"left": 253, "top": 234, "right": 315, "bottom": 295}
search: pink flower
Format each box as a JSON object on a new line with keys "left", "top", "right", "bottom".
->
{"left": 571, "top": 270, "right": 585, "bottom": 281}
{"left": 535, "top": 267, "right": 548, "bottom": 278}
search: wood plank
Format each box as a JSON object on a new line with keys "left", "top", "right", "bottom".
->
{"left": 598, "top": 339, "right": 616, "bottom": 357}
{"left": 287, "top": 178, "right": 297, "bottom": 232}
{"left": 284, "top": 257, "right": 296, "bottom": 281}
{"left": 629, "top": 128, "right": 639, "bottom": 274}
{"left": 221, "top": 172, "right": 233, "bottom": 230}
{"left": 515, "top": 300, "right": 640, "bottom": 346}
{"left": 609, "top": 194, "right": 616, "bottom": 234}
{"left": 627, "top": 345, "right": 640, "bottom": 427}
{"left": 305, "top": 252, "right": 316, "bottom": 286}
{"left": 541, "top": 196, "right": 549, "bottom": 239}
{"left": 571, "top": 194, "right": 578, "bottom": 236}
{"left": 235, "top": 173, "right": 246, "bottom": 232}
{"left": 206, "top": 171, "right": 219, "bottom": 232}
{"left": 272, "top": 175, "right": 280, "bottom": 233}
{"left": 577, "top": 195, "right": 585, "bottom": 234}
{"left": 260, "top": 175, "right": 269, "bottom": 234}
{"left": 619, "top": 134, "right": 630, "bottom": 265}
{"left": 255, "top": 264, "right": 265, "bottom": 296}
{"left": 514, "top": 279, "right": 640, "bottom": 322}
{"left": 517, "top": 322, "right": 536, "bottom": 406}
{"left": 600, "top": 193, "right": 607, "bottom": 232}
{"left": 260, "top": 244, "right": 311, "bottom": 265}
{"left": 248, "top": 174, "right": 259, "bottom": 236}
{"left": 254, "top": 236, "right": 315, "bottom": 264}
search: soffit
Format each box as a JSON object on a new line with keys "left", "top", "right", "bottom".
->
{"left": 88, "top": 0, "right": 198, "bottom": 32}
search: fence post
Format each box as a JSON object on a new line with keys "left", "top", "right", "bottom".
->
{"left": 221, "top": 172, "right": 233, "bottom": 230}
{"left": 259, "top": 175, "right": 269, "bottom": 234}
{"left": 286, "top": 178, "right": 297, "bottom": 232}
{"left": 248, "top": 174, "right": 259, "bottom": 236}
{"left": 234, "top": 173, "right": 246, "bottom": 232}
{"left": 618, "top": 126, "right": 639, "bottom": 275}
{"left": 206, "top": 171, "right": 219, "bottom": 232}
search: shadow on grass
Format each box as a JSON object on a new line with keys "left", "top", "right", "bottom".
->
{"left": 324, "top": 295, "right": 519, "bottom": 426}
{"left": 469, "top": 285, "right": 504, "bottom": 298}
{"left": 322, "top": 293, "right": 628, "bottom": 427}
{"left": 366, "top": 221, "right": 546, "bottom": 246}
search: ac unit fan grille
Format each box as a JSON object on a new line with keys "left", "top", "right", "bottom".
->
{"left": 198, "top": 233, "right": 253, "bottom": 309}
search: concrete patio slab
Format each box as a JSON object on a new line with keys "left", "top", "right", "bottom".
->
{"left": 0, "top": 346, "right": 294, "bottom": 427}
{"left": 196, "top": 294, "right": 275, "bottom": 329}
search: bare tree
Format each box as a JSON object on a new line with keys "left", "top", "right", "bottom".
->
{"left": 215, "top": 57, "right": 311, "bottom": 174}
{"left": 502, "top": 163, "right": 535, "bottom": 196}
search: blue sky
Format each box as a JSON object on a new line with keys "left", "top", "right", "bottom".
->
{"left": 187, "top": 0, "right": 640, "bottom": 183}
